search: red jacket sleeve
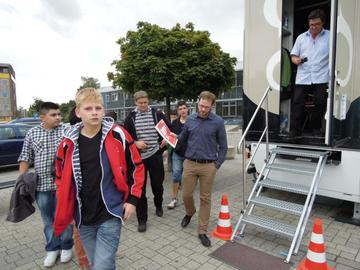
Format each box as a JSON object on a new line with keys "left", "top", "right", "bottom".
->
{"left": 121, "top": 127, "right": 145, "bottom": 206}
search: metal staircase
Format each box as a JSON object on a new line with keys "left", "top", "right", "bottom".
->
{"left": 231, "top": 147, "right": 329, "bottom": 263}
{"left": 231, "top": 86, "right": 330, "bottom": 263}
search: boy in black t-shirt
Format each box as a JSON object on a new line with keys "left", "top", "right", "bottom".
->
{"left": 54, "top": 88, "right": 144, "bottom": 269}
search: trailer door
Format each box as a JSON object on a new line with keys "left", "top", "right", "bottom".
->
{"left": 243, "top": 0, "right": 282, "bottom": 140}
{"left": 330, "top": 0, "right": 358, "bottom": 148}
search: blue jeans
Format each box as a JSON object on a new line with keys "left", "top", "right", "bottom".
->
{"left": 36, "top": 191, "right": 74, "bottom": 251}
{"left": 172, "top": 152, "right": 185, "bottom": 183}
{"left": 79, "top": 218, "right": 122, "bottom": 270}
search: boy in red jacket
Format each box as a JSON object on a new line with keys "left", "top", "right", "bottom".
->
{"left": 54, "top": 88, "right": 144, "bottom": 269}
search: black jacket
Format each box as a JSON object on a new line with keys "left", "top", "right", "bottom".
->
{"left": 7, "top": 172, "right": 37, "bottom": 223}
{"left": 124, "top": 107, "right": 171, "bottom": 152}
{"left": 172, "top": 118, "right": 187, "bottom": 157}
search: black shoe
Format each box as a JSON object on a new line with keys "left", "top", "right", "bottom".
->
{"left": 312, "top": 129, "right": 323, "bottom": 137}
{"left": 198, "top": 234, "right": 211, "bottom": 247}
{"left": 155, "top": 207, "right": 163, "bottom": 217}
{"left": 288, "top": 130, "right": 301, "bottom": 138}
{"left": 286, "top": 130, "right": 302, "bottom": 140}
{"left": 181, "top": 215, "right": 192, "bottom": 228}
{"left": 138, "top": 223, "right": 147, "bottom": 232}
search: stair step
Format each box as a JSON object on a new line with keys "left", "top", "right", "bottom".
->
{"left": 260, "top": 178, "right": 309, "bottom": 195}
{"left": 271, "top": 147, "right": 326, "bottom": 159}
{"left": 251, "top": 196, "right": 303, "bottom": 215}
{"left": 266, "top": 163, "right": 314, "bottom": 175}
{"left": 242, "top": 215, "right": 296, "bottom": 237}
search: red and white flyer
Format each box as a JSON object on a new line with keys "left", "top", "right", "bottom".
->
{"left": 155, "top": 119, "right": 178, "bottom": 148}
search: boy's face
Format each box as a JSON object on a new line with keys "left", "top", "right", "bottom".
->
{"left": 177, "top": 105, "right": 188, "bottom": 118}
{"left": 76, "top": 100, "right": 104, "bottom": 128}
{"left": 40, "top": 109, "right": 62, "bottom": 129}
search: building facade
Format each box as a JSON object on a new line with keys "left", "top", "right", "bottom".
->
{"left": 100, "top": 68, "right": 243, "bottom": 122}
{"left": 0, "top": 64, "right": 16, "bottom": 121}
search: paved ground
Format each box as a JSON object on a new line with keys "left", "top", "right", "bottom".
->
{"left": 1, "top": 154, "right": 360, "bottom": 269}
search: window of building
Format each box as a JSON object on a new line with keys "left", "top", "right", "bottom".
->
{"left": 111, "top": 92, "right": 118, "bottom": 102}
{"left": 221, "top": 101, "right": 237, "bottom": 117}
{"left": 105, "top": 94, "right": 110, "bottom": 103}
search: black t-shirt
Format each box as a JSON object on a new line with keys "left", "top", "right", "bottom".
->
{"left": 78, "top": 129, "right": 113, "bottom": 225}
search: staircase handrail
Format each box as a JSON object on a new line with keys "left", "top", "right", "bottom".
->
{"left": 238, "top": 86, "right": 272, "bottom": 210}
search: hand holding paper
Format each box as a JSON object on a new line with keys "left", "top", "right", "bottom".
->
{"left": 155, "top": 119, "right": 178, "bottom": 148}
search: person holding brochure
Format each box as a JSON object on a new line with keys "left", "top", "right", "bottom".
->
{"left": 167, "top": 101, "right": 189, "bottom": 209}
{"left": 176, "top": 91, "right": 227, "bottom": 247}
{"left": 124, "top": 90, "right": 171, "bottom": 232}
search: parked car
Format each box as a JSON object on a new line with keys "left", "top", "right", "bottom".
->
{"left": 224, "top": 117, "right": 243, "bottom": 126}
{"left": 0, "top": 124, "right": 33, "bottom": 167}
{"left": 9, "top": 117, "right": 41, "bottom": 126}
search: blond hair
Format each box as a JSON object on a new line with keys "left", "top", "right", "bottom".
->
{"left": 75, "top": 88, "right": 104, "bottom": 108}
{"left": 199, "top": 91, "right": 216, "bottom": 105}
{"left": 134, "top": 90, "right": 148, "bottom": 101}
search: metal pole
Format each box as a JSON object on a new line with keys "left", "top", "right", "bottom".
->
{"left": 242, "top": 139, "right": 247, "bottom": 210}
{"left": 265, "top": 95, "right": 269, "bottom": 160}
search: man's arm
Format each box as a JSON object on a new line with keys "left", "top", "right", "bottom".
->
{"left": 215, "top": 120, "right": 228, "bottom": 169}
{"left": 290, "top": 35, "right": 302, "bottom": 65}
{"left": 291, "top": 55, "right": 302, "bottom": 65}
{"left": 18, "top": 132, "right": 33, "bottom": 175}
{"left": 19, "top": 161, "right": 29, "bottom": 175}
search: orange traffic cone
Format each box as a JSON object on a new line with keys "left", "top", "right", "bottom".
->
{"left": 297, "top": 218, "right": 333, "bottom": 270}
{"left": 210, "top": 194, "right": 233, "bottom": 241}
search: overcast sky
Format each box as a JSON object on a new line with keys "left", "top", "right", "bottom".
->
{"left": 0, "top": 0, "right": 244, "bottom": 108}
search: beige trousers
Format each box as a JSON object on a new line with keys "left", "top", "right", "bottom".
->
{"left": 182, "top": 159, "right": 217, "bottom": 234}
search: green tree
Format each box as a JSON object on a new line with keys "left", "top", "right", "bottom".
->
{"left": 78, "top": 76, "right": 101, "bottom": 91}
{"left": 59, "top": 100, "right": 76, "bottom": 123}
{"left": 27, "top": 98, "right": 43, "bottom": 117}
{"left": 108, "top": 22, "right": 237, "bottom": 115}
{"left": 15, "top": 107, "right": 24, "bottom": 118}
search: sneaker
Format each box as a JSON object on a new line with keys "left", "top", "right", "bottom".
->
{"left": 44, "top": 250, "right": 60, "bottom": 267}
{"left": 167, "top": 198, "right": 178, "bottom": 209}
{"left": 60, "top": 249, "right": 72, "bottom": 263}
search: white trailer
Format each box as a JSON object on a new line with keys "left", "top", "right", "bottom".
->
{"left": 232, "top": 0, "right": 360, "bottom": 263}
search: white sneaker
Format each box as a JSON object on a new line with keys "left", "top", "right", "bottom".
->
{"left": 44, "top": 250, "right": 60, "bottom": 267}
{"left": 60, "top": 249, "right": 73, "bottom": 263}
{"left": 167, "top": 198, "right": 178, "bottom": 209}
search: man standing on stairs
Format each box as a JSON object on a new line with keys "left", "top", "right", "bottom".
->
{"left": 176, "top": 91, "right": 228, "bottom": 247}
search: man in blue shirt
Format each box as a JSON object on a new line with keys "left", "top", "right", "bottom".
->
{"left": 177, "top": 91, "right": 227, "bottom": 247}
{"left": 289, "top": 9, "right": 329, "bottom": 138}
